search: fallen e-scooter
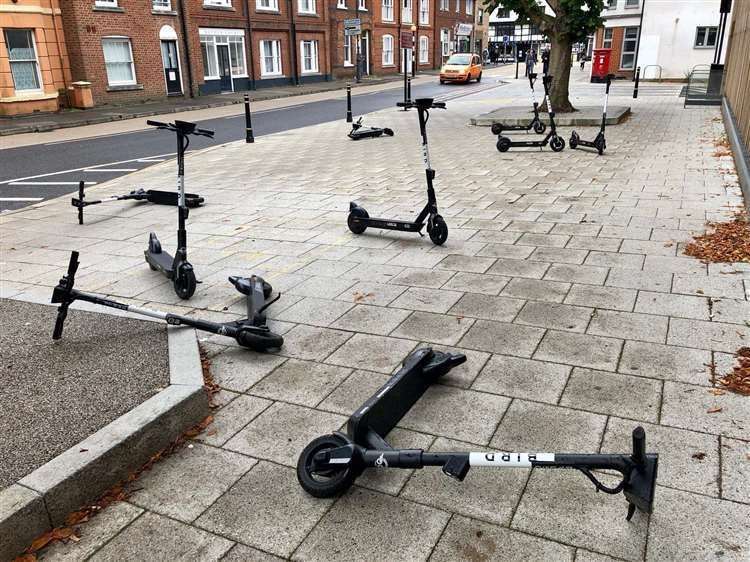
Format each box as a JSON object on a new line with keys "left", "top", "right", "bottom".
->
{"left": 298, "top": 347, "right": 658, "bottom": 520}
{"left": 490, "top": 72, "right": 546, "bottom": 136}
{"left": 495, "top": 75, "right": 565, "bottom": 153}
{"left": 52, "top": 251, "right": 284, "bottom": 352}
{"left": 347, "top": 99, "right": 449, "bottom": 246}
{"left": 570, "top": 73, "right": 615, "bottom": 155}
{"left": 348, "top": 117, "right": 394, "bottom": 141}
{"left": 143, "top": 119, "right": 213, "bottom": 300}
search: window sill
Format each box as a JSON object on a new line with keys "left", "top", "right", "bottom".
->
{"left": 337, "top": 5, "right": 348, "bottom": 9}
{"left": 93, "top": 6, "right": 125, "bottom": 13}
{"left": 260, "top": 73, "right": 284, "bottom": 78}
{"left": 301, "top": 71, "right": 320, "bottom": 75}
{"left": 203, "top": 5, "right": 235, "bottom": 11}
{"left": 382, "top": 64, "right": 395, "bottom": 67}
{"left": 298, "top": 11, "right": 318, "bottom": 16}
{"left": 152, "top": 9, "right": 178, "bottom": 15}
{"left": 344, "top": 62, "right": 354, "bottom": 67}
{"left": 694, "top": 46, "right": 715, "bottom": 49}
{"left": 256, "top": 7, "right": 280, "bottom": 11}
{"left": 106, "top": 83, "right": 144, "bottom": 92}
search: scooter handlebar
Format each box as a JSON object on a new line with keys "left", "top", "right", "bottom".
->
{"left": 195, "top": 127, "right": 215, "bottom": 138}
{"left": 146, "top": 119, "right": 170, "bottom": 129}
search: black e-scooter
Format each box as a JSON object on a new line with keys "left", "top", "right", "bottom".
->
{"left": 347, "top": 99, "right": 449, "bottom": 246}
{"left": 72, "top": 181, "right": 204, "bottom": 225}
{"left": 52, "top": 251, "right": 284, "bottom": 352}
{"left": 143, "top": 120, "right": 213, "bottom": 300}
{"left": 348, "top": 117, "right": 394, "bottom": 140}
{"left": 298, "top": 347, "right": 658, "bottom": 520}
{"left": 490, "top": 72, "right": 546, "bottom": 136}
{"left": 570, "top": 73, "right": 615, "bottom": 155}
{"left": 496, "top": 75, "right": 565, "bottom": 153}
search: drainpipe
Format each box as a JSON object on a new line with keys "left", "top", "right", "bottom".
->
{"left": 632, "top": 0, "right": 646, "bottom": 80}
{"left": 244, "top": 0, "right": 256, "bottom": 89}
{"left": 177, "top": 0, "right": 195, "bottom": 96}
{"left": 288, "top": 0, "right": 299, "bottom": 85}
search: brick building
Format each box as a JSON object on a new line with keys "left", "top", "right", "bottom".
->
{"left": 434, "top": 0, "right": 475, "bottom": 67}
{"left": 0, "top": 0, "right": 72, "bottom": 115}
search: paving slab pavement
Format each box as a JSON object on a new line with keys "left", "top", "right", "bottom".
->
{"left": 1, "top": 72, "right": 748, "bottom": 560}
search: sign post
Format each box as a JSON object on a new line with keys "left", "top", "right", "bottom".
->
{"left": 344, "top": 18, "right": 362, "bottom": 83}
{"left": 400, "top": 31, "right": 412, "bottom": 107}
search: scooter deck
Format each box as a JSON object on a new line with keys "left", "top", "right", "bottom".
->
{"left": 145, "top": 249, "right": 174, "bottom": 274}
{"left": 352, "top": 217, "right": 424, "bottom": 232}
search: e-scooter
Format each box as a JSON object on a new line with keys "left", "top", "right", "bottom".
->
{"left": 298, "top": 347, "right": 658, "bottom": 521}
{"left": 52, "top": 251, "right": 284, "bottom": 352}
{"left": 570, "top": 74, "right": 615, "bottom": 155}
{"left": 143, "top": 120, "right": 213, "bottom": 300}
{"left": 347, "top": 99, "right": 449, "bottom": 246}
{"left": 490, "top": 72, "right": 546, "bottom": 135}
{"left": 348, "top": 117, "right": 394, "bottom": 140}
{"left": 496, "top": 75, "right": 565, "bottom": 153}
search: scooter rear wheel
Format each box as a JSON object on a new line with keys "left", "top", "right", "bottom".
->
{"left": 429, "top": 215, "right": 449, "bottom": 246}
{"left": 533, "top": 120, "right": 547, "bottom": 134}
{"left": 174, "top": 266, "right": 197, "bottom": 300}
{"left": 550, "top": 136, "right": 566, "bottom": 153}
{"left": 297, "top": 434, "right": 358, "bottom": 498}
{"left": 496, "top": 136, "right": 511, "bottom": 152}
{"left": 569, "top": 132, "right": 579, "bottom": 149}
{"left": 236, "top": 327, "right": 284, "bottom": 351}
{"left": 384, "top": 128, "right": 394, "bottom": 136}
{"left": 347, "top": 207, "right": 369, "bottom": 235}
{"left": 595, "top": 137, "right": 606, "bottom": 155}
{"left": 490, "top": 123, "right": 503, "bottom": 135}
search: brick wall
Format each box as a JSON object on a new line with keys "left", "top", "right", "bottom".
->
{"left": 595, "top": 26, "right": 635, "bottom": 79}
{"left": 434, "top": 0, "right": 473, "bottom": 68}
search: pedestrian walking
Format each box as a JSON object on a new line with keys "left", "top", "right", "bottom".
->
{"left": 526, "top": 48, "right": 537, "bottom": 77}
{"left": 542, "top": 49, "right": 550, "bottom": 76}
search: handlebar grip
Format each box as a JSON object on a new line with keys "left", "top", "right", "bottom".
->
{"left": 632, "top": 426, "right": 647, "bottom": 466}
{"left": 396, "top": 102, "right": 412, "bottom": 108}
{"left": 196, "top": 128, "right": 215, "bottom": 138}
{"left": 147, "top": 120, "right": 169, "bottom": 128}
{"left": 432, "top": 102, "right": 446, "bottom": 109}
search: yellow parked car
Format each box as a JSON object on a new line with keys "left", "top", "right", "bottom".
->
{"left": 440, "top": 53, "right": 483, "bottom": 84}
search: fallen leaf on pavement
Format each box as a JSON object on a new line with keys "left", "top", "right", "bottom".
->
{"left": 707, "top": 407, "right": 723, "bottom": 414}
{"left": 692, "top": 452, "right": 706, "bottom": 460}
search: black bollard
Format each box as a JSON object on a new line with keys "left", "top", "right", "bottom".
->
{"left": 346, "top": 84, "right": 353, "bottom": 123}
{"left": 244, "top": 94, "right": 255, "bottom": 143}
{"left": 633, "top": 67, "right": 640, "bottom": 99}
{"left": 407, "top": 76, "right": 412, "bottom": 103}
{"left": 77, "top": 180, "right": 85, "bottom": 225}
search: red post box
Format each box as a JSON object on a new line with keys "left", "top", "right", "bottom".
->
{"left": 591, "top": 48, "right": 611, "bottom": 83}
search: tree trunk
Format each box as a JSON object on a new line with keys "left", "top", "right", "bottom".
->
{"left": 548, "top": 33, "right": 575, "bottom": 113}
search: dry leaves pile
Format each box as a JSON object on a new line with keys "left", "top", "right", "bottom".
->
{"left": 719, "top": 347, "right": 750, "bottom": 396}
{"left": 712, "top": 134, "right": 732, "bottom": 158}
{"left": 199, "top": 345, "right": 220, "bottom": 407}
{"left": 683, "top": 216, "right": 750, "bottom": 263}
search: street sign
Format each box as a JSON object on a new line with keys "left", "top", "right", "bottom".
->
{"left": 344, "top": 18, "right": 361, "bottom": 27}
{"left": 345, "top": 28, "right": 360, "bottom": 36}
{"left": 344, "top": 18, "right": 361, "bottom": 35}
{"left": 400, "top": 31, "right": 413, "bottom": 49}
{"left": 455, "top": 23, "right": 473, "bottom": 37}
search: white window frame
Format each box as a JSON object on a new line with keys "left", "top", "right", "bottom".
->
{"left": 359, "top": 0, "right": 366, "bottom": 9}
{"left": 344, "top": 35, "right": 353, "bottom": 66}
{"left": 620, "top": 26, "right": 638, "bottom": 69}
{"left": 199, "top": 29, "right": 248, "bottom": 82}
{"left": 382, "top": 0, "right": 394, "bottom": 21}
{"left": 439, "top": 0, "right": 448, "bottom": 10}
{"left": 152, "top": 0, "right": 172, "bottom": 10}
{"left": 5, "top": 29, "right": 44, "bottom": 93}
{"left": 102, "top": 36, "right": 137, "bottom": 86}
{"left": 402, "top": 0, "right": 412, "bottom": 23}
{"left": 256, "top": 0, "right": 279, "bottom": 10}
{"left": 204, "top": 0, "right": 232, "bottom": 6}
{"left": 694, "top": 26, "right": 718, "bottom": 48}
{"left": 624, "top": 0, "right": 639, "bottom": 7}
{"left": 382, "top": 34, "right": 394, "bottom": 66}
{"left": 441, "top": 28, "right": 450, "bottom": 56}
{"left": 260, "top": 39, "right": 282, "bottom": 77}
{"left": 606, "top": 0, "right": 617, "bottom": 8}
{"left": 300, "top": 40, "right": 319, "bottom": 73}
{"left": 455, "top": 0, "right": 459, "bottom": 13}
{"left": 338, "top": 0, "right": 347, "bottom": 7}
{"left": 419, "top": 0, "right": 429, "bottom": 24}
{"left": 419, "top": 35, "right": 428, "bottom": 63}
{"left": 602, "top": 28, "right": 613, "bottom": 49}
{"left": 466, "top": 0, "right": 472, "bottom": 15}
{"left": 298, "top": 0, "right": 316, "bottom": 14}
{"left": 95, "top": 0, "right": 118, "bottom": 7}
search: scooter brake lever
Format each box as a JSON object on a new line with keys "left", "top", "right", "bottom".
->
{"left": 258, "top": 292, "right": 281, "bottom": 314}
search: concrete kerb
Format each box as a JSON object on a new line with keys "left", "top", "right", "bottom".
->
{"left": 722, "top": 97, "right": 750, "bottom": 213}
{"left": 0, "top": 307, "right": 208, "bottom": 560}
{"left": 470, "top": 105, "right": 631, "bottom": 128}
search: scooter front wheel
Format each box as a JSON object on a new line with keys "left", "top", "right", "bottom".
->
{"left": 347, "top": 207, "right": 369, "bottom": 235}
{"left": 533, "top": 120, "right": 546, "bottom": 134}
{"left": 429, "top": 215, "right": 449, "bottom": 246}
{"left": 490, "top": 123, "right": 503, "bottom": 135}
{"left": 496, "top": 136, "right": 511, "bottom": 152}
{"left": 569, "top": 132, "right": 579, "bottom": 149}
{"left": 297, "top": 434, "right": 358, "bottom": 498}
{"left": 236, "top": 327, "right": 283, "bottom": 352}
{"left": 595, "top": 137, "right": 606, "bottom": 155}
{"left": 383, "top": 128, "right": 394, "bottom": 136}
{"left": 174, "top": 266, "right": 197, "bottom": 300}
{"left": 550, "top": 136, "right": 566, "bottom": 152}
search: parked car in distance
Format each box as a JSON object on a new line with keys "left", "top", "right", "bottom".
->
{"left": 440, "top": 53, "right": 483, "bottom": 84}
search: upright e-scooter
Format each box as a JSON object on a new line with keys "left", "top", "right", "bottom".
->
{"left": 490, "top": 72, "right": 546, "bottom": 135}
{"left": 298, "top": 347, "right": 658, "bottom": 521}
{"left": 348, "top": 117, "right": 394, "bottom": 141}
{"left": 496, "top": 75, "right": 565, "bottom": 153}
{"left": 570, "top": 73, "right": 615, "bottom": 155}
{"left": 52, "top": 251, "right": 284, "bottom": 352}
{"left": 143, "top": 119, "right": 213, "bottom": 300}
{"left": 347, "top": 99, "right": 449, "bottom": 246}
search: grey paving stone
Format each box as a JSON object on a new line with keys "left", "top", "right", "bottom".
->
{"left": 199, "top": 394, "right": 273, "bottom": 447}
{"left": 534, "top": 331, "right": 622, "bottom": 371}
{"left": 196, "top": 462, "right": 333, "bottom": 558}
{"left": 620, "top": 239, "right": 678, "bottom": 256}
{"left": 449, "top": 293, "right": 525, "bottom": 322}
{"left": 224, "top": 402, "right": 347, "bottom": 466}
{"left": 512, "top": 470, "right": 648, "bottom": 561}
{"left": 469, "top": 229, "right": 520, "bottom": 244}
{"left": 587, "top": 309, "right": 669, "bottom": 344}
{"left": 222, "top": 544, "right": 285, "bottom": 562}
{"left": 39, "top": 502, "right": 143, "bottom": 562}
{"left": 672, "top": 274, "right": 747, "bottom": 299}
{"left": 477, "top": 242, "right": 535, "bottom": 260}
{"left": 343, "top": 247, "right": 400, "bottom": 264}
{"left": 250, "top": 359, "right": 352, "bottom": 407}
{"left": 390, "top": 267, "right": 456, "bottom": 289}
{"left": 388, "top": 249, "right": 447, "bottom": 269}
{"left": 661, "top": 381, "right": 749, "bottom": 439}
{"left": 487, "top": 258, "right": 550, "bottom": 279}
{"left": 720, "top": 438, "right": 750, "bottom": 504}
{"left": 599, "top": 225, "right": 652, "bottom": 241}
{"left": 436, "top": 253, "right": 496, "bottom": 273}
{"left": 634, "top": 290, "right": 710, "bottom": 320}
{"left": 517, "top": 232, "right": 569, "bottom": 248}
{"left": 342, "top": 262, "right": 405, "bottom": 284}
{"left": 274, "top": 296, "right": 353, "bottom": 327}
{"left": 334, "top": 281, "right": 407, "bottom": 306}
{"left": 279, "top": 324, "right": 353, "bottom": 362}
{"left": 293, "top": 487, "right": 449, "bottom": 562}
{"left": 712, "top": 297, "right": 750, "bottom": 325}
{"left": 560, "top": 368, "right": 661, "bottom": 423}
{"left": 529, "top": 247, "right": 589, "bottom": 265}
{"left": 287, "top": 276, "right": 356, "bottom": 299}
{"left": 605, "top": 268, "right": 673, "bottom": 292}
{"left": 543, "top": 263, "right": 608, "bottom": 285}
{"left": 643, "top": 255, "right": 706, "bottom": 275}
{"left": 618, "top": 341, "right": 711, "bottom": 385}
{"left": 459, "top": 319, "right": 545, "bottom": 357}
{"left": 330, "top": 304, "right": 412, "bottom": 335}
{"left": 325, "top": 333, "right": 417, "bottom": 373}
{"left": 472, "top": 354, "right": 570, "bottom": 404}
{"left": 389, "top": 286, "right": 464, "bottom": 313}
{"left": 400, "top": 437, "right": 528, "bottom": 526}
{"left": 296, "top": 259, "right": 357, "bottom": 277}
{"left": 390, "top": 311, "right": 475, "bottom": 346}
{"left": 646, "top": 486, "right": 750, "bottom": 561}
{"left": 91, "top": 511, "right": 233, "bottom": 561}
{"left": 514, "top": 301, "right": 593, "bottom": 333}
{"left": 491, "top": 400, "right": 607, "bottom": 452}
{"left": 506, "top": 220, "right": 555, "bottom": 233}
{"left": 429, "top": 514, "right": 574, "bottom": 562}
{"left": 400, "top": 384, "right": 510, "bottom": 445}
{"left": 572, "top": 550, "right": 622, "bottom": 562}
{"left": 442, "top": 271, "right": 510, "bottom": 295}
{"left": 565, "top": 284, "right": 636, "bottom": 312}
{"left": 567, "top": 235, "right": 622, "bottom": 252}
{"left": 128, "top": 442, "right": 256, "bottom": 523}
{"left": 603, "top": 418, "right": 720, "bottom": 497}
{"left": 201, "top": 347, "right": 287, "bottom": 393}
{"left": 667, "top": 318, "right": 750, "bottom": 353}
{"left": 318, "top": 369, "right": 390, "bottom": 415}
{"left": 584, "top": 251, "right": 644, "bottom": 270}
{"left": 501, "top": 277, "right": 571, "bottom": 303}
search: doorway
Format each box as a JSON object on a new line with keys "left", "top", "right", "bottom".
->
{"left": 361, "top": 32, "right": 370, "bottom": 75}
{"left": 161, "top": 40, "right": 182, "bottom": 95}
{"left": 217, "top": 44, "right": 232, "bottom": 92}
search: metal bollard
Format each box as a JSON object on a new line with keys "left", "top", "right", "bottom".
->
{"left": 244, "top": 94, "right": 255, "bottom": 143}
{"left": 346, "top": 84, "right": 353, "bottom": 123}
{"left": 633, "top": 67, "right": 640, "bottom": 99}
{"left": 407, "top": 76, "right": 412, "bottom": 103}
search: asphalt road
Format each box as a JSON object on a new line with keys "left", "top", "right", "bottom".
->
{"left": 0, "top": 78, "right": 504, "bottom": 213}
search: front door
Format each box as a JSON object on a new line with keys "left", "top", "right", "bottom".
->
{"left": 161, "top": 40, "right": 182, "bottom": 94}
{"left": 361, "top": 33, "right": 370, "bottom": 75}
{"left": 217, "top": 44, "right": 232, "bottom": 91}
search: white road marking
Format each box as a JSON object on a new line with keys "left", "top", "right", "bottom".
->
{"left": 0, "top": 197, "right": 44, "bottom": 201}
{"left": 8, "top": 181, "right": 98, "bottom": 186}
{"left": 137, "top": 158, "right": 166, "bottom": 162}
{"left": 83, "top": 168, "right": 138, "bottom": 172}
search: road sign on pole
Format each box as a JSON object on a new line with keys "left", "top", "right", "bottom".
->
{"left": 344, "top": 18, "right": 361, "bottom": 36}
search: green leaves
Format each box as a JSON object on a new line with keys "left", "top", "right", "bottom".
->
{"left": 481, "top": 0, "right": 604, "bottom": 40}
